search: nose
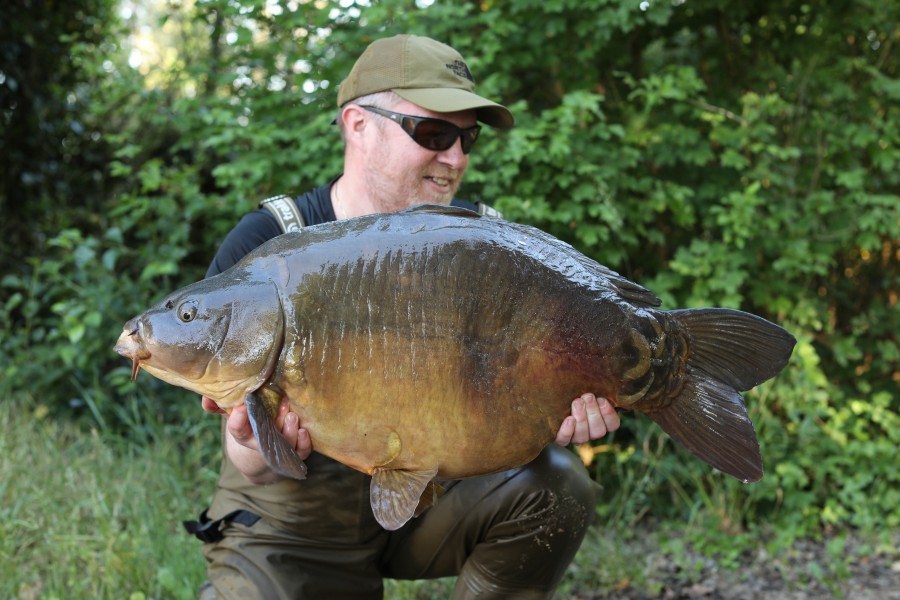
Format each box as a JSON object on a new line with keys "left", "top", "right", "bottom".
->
{"left": 436, "top": 137, "right": 469, "bottom": 169}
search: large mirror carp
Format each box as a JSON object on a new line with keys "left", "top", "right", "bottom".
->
{"left": 115, "top": 204, "right": 796, "bottom": 530}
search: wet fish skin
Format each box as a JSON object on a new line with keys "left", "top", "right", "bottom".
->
{"left": 114, "top": 204, "right": 796, "bottom": 530}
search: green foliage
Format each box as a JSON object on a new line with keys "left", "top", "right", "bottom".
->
{"left": 1, "top": 0, "right": 897, "bottom": 554}
{"left": 0, "top": 0, "right": 121, "bottom": 272}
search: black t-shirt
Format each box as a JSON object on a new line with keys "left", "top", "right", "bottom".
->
{"left": 206, "top": 182, "right": 335, "bottom": 277}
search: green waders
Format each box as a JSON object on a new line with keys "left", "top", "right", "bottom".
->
{"left": 193, "top": 444, "right": 597, "bottom": 599}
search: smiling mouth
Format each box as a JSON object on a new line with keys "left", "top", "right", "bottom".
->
{"left": 426, "top": 176, "right": 452, "bottom": 188}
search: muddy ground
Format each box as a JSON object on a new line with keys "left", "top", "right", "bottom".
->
{"left": 573, "top": 530, "right": 900, "bottom": 600}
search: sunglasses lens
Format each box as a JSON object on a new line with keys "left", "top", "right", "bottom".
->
{"left": 413, "top": 120, "right": 459, "bottom": 152}
{"left": 460, "top": 127, "right": 480, "bottom": 154}
{"left": 391, "top": 110, "right": 481, "bottom": 155}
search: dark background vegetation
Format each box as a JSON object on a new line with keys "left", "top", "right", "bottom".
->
{"left": 1, "top": 0, "right": 897, "bottom": 595}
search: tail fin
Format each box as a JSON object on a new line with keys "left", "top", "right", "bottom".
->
{"left": 648, "top": 308, "right": 796, "bottom": 483}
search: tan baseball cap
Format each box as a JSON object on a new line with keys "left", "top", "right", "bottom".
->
{"left": 337, "top": 34, "right": 514, "bottom": 129}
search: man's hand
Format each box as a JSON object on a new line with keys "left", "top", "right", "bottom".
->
{"left": 555, "top": 393, "right": 619, "bottom": 446}
{"left": 202, "top": 395, "right": 312, "bottom": 484}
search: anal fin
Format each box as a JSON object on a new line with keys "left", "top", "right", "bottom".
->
{"left": 245, "top": 391, "right": 308, "bottom": 480}
{"left": 370, "top": 466, "right": 439, "bottom": 530}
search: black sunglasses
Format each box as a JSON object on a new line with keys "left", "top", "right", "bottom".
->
{"left": 360, "top": 105, "right": 481, "bottom": 154}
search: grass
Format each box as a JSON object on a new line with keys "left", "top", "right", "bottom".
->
{"left": 0, "top": 395, "right": 466, "bottom": 599}
{"left": 0, "top": 396, "right": 219, "bottom": 599}
{"left": 3, "top": 395, "right": 893, "bottom": 599}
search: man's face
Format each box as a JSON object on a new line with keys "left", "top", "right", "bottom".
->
{"left": 360, "top": 98, "right": 477, "bottom": 213}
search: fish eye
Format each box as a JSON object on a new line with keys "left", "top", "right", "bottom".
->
{"left": 177, "top": 300, "right": 199, "bottom": 323}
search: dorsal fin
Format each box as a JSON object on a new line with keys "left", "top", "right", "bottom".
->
{"left": 405, "top": 204, "right": 481, "bottom": 218}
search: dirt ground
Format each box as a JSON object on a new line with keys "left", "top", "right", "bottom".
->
{"left": 577, "top": 531, "right": 900, "bottom": 600}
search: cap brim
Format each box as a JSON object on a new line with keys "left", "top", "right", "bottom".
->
{"left": 393, "top": 88, "right": 515, "bottom": 129}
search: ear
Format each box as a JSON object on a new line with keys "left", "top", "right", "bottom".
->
{"left": 340, "top": 104, "right": 369, "bottom": 136}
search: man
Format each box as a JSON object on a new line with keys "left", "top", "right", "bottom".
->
{"left": 191, "top": 34, "right": 620, "bottom": 599}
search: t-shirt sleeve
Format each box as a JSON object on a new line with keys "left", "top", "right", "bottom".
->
{"left": 205, "top": 210, "right": 282, "bottom": 278}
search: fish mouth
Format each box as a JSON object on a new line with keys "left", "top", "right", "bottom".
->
{"left": 114, "top": 325, "right": 151, "bottom": 381}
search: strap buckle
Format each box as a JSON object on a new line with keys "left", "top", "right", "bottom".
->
{"left": 183, "top": 509, "right": 261, "bottom": 543}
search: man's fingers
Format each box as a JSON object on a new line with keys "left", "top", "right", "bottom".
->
{"left": 275, "top": 398, "right": 291, "bottom": 429}
{"left": 569, "top": 396, "right": 589, "bottom": 444}
{"left": 280, "top": 408, "right": 313, "bottom": 460}
{"left": 554, "top": 416, "right": 576, "bottom": 446}
{"left": 201, "top": 396, "right": 225, "bottom": 415}
{"left": 226, "top": 404, "right": 257, "bottom": 447}
{"left": 279, "top": 411, "right": 299, "bottom": 448}
{"left": 596, "top": 395, "right": 620, "bottom": 434}
{"left": 581, "top": 393, "right": 607, "bottom": 441}
{"left": 296, "top": 428, "right": 312, "bottom": 460}
{"left": 560, "top": 394, "right": 620, "bottom": 445}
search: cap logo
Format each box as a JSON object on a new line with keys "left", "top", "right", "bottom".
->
{"left": 445, "top": 59, "right": 474, "bottom": 83}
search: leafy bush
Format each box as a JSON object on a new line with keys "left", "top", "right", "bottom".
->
{"left": 1, "top": 0, "right": 897, "bottom": 537}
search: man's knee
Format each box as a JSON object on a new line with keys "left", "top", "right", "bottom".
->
{"left": 473, "top": 445, "right": 599, "bottom": 563}
{"left": 511, "top": 445, "right": 598, "bottom": 527}
{"left": 449, "top": 446, "right": 598, "bottom": 598}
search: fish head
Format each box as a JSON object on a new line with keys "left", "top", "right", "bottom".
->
{"left": 114, "top": 274, "right": 285, "bottom": 409}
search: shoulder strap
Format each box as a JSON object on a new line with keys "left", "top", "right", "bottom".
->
{"left": 473, "top": 201, "right": 503, "bottom": 219}
{"left": 259, "top": 194, "right": 305, "bottom": 233}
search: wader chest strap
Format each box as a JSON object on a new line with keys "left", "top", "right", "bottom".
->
{"left": 260, "top": 194, "right": 305, "bottom": 233}
{"left": 474, "top": 202, "right": 503, "bottom": 219}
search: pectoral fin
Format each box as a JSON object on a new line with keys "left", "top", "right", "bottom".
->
{"left": 370, "top": 466, "right": 439, "bottom": 531}
{"left": 245, "top": 391, "right": 308, "bottom": 480}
